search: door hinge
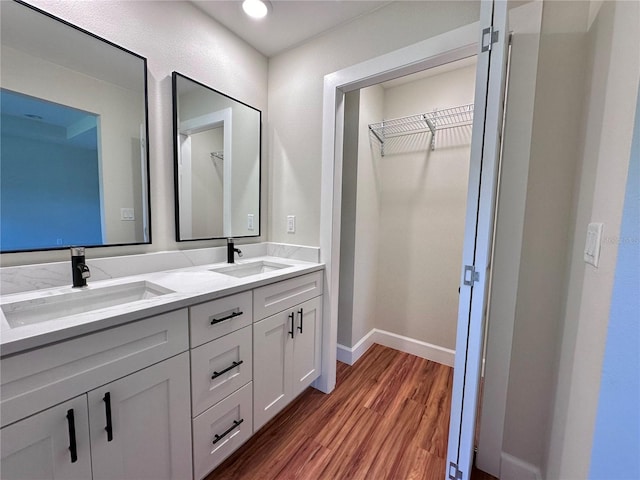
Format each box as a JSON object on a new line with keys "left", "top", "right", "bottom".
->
{"left": 463, "top": 265, "right": 479, "bottom": 286}
{"left": 449, "top": 462, "right": 464, "bottom": 480}
{"left": 481, "top": 26, "right": 499, "bottom": 52}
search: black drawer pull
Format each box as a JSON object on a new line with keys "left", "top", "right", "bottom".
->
{"left": 288, "top": 312, "right": 295, "bottom": 338}
{"left": 103, "top": 392, "right": 113, "bottom": 442}
{"left": 212, "top": 418, "right": 244, "bottom": 445}
{"left": 297, "top": 307, "right": 304, "bottom": 333}
{"left": 210, "top": 310, "right": 243, "bottom": 325}
{"left": 66, "top": 409, "right": 78, "bottom": 463}
{"left": 211, "top": 360, "right": 244, "bottom": 380}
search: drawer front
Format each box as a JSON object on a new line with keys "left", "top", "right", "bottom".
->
{"left": 253, "top": 270, "right": 323, "bottom": 320}
{"left": 192, "top": 382, "right": 253, "bottom": 480}
{"left": 0, "top": 309, "right": 189, "bottom": 428}
{"left": 191, "top": 325, "right": 253, "bottom": 417}
{"left": 190, "top": 291, "right": 252, "bottom": 347}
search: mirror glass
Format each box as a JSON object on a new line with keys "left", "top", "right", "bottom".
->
{"left": 0, "top": 1, "right": 150, "bottom": 253}
{"left": 172, "top": 72, "right": 261, "bottom": 241}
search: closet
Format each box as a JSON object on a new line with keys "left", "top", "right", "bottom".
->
{"left": 338, "top": 56, "right": 477, "bottom": 365}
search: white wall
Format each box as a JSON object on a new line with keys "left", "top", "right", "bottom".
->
{"left": 545, "top": 1, "right": 640, "bottom": 478}
{"left": 352, "top": 85, "right": 384, "bottom": 345}
{"left": 267, "top": 1, "right": 480, "bottom": 246}
{"left": 500, "top": 0, "right": 590, "bottom": 472}
{"left": 337, "top": 84, "right": 385, "bottom": 348}
{"left": 373, "top": 65, "right": 474, "bottom": 350}
{"left": 1, "top": 0, "right": 267, "bottom": 266}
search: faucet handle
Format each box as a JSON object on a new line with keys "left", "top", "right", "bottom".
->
{"left": 236, "top": 248, "right": 243, "bottom": 258}
{"left": 78, "top": 264, "right": 91, "bottom": 279}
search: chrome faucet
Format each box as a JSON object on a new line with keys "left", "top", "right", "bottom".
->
{"left": 227, "top": 238, "right": 243, "bottom": 264}
{"left": 71, "top": 247, "right": 91, "bottom": 288}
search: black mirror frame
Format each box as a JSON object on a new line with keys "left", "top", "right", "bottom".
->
{"left": 171, "top": 71, "right": 262, "bottom": 242}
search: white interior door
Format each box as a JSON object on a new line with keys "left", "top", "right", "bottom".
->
{"left": 445, "top": 1, "right": 509, "bottom": 480}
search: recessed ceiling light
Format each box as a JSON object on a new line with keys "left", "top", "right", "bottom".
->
{"left": 242, "top": 0, "right": 269, "bottom": 19}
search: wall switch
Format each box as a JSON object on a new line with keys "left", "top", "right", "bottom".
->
{"left": 584, "top": 222, "right": 603, "bottom": 267}
{"left": 287, "top": 215, "right": 296, "bottom": 233}
{"left": 121, "top": 208, "right": 135, "bottom": 221}
{"left": 247, "top": 214, "right": 254, "bottom": 231}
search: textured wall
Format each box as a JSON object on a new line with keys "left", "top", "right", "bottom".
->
{"left": 267, "top": 1, "right": 480, "bottom": 246}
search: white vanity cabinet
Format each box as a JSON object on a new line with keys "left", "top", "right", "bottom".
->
{"left": 253, "top": 272, "right": 323, "bottom": 431}
{"left": 0, "top": 309, "right": 192, "bottom": 480}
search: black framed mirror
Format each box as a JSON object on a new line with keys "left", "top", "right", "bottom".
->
{"left": 0, "top": 1, "right": 150, "bottom": 253}
{"left": 172, "top": 72, "right": 261, "bottom": 241}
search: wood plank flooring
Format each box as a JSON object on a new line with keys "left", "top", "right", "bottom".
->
{"left": 206, "top": 344, "right": 497, "bottom": 480}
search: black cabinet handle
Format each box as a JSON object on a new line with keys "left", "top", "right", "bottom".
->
{"left": 297, "top": 307, "right": 304, "bottom": 333}
{"left": 288, "top": 312, "right": 295, "bottom": 338}
{"left": 66, "top": 409, "right": 78, "bottom": 463}
{"left": 211, "top": 360, "right": 244, "bottom": 380}
{"left": 212, "top": 419, "right": 244, "bottom": 445}
{"left": 103, "top": 392, "right": 113, "bottom": 442}
{"left": 210, "top": 310, "right": 243, "bottom": 325}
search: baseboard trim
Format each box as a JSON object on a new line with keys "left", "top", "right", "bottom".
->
{"left": 336, "top": 329, "right": 377, "bottom": 365}
{"left": 500, "top": 452, "right": 542, "bottom": 480}
{"left": 337, "top": 329, "right": 455, "bottom": 367}
{"left": 373, "top": 329, "right": 455, "bottom": 367}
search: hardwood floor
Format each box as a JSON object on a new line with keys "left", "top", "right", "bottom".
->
{"left": 207, "top": 344, "right": 497, "bottom": 480}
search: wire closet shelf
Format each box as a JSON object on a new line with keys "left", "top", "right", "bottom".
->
{"left": 368, "top": 103, "right": 474, "bottom": 156}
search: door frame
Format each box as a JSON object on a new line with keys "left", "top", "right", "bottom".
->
{"left": 317, "top": 21, "right": 479, "bottom": 394}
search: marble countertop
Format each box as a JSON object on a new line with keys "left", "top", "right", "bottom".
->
{"left": 0, "top": 256, "right": 324, "bottom": 357}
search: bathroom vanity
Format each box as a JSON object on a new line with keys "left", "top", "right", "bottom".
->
{"left": 0, "top": 256, "right": 324, "bottom": 480}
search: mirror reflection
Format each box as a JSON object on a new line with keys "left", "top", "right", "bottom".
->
{"left": 172, "top": 72, "right": 261, "bottom": 241}
{"left": 0, "top": 1, "right": 150, "bottom": 253}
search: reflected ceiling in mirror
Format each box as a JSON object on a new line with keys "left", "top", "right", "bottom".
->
{"left": 0, "top": 1, "right": 150, "bottom": 253}
{"left": 173, "top": 72, "right": 261, "bottom": 241}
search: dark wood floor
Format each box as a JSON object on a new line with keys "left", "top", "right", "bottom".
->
{"left": 207, "top": 344, "right": 497, "bottom": 480}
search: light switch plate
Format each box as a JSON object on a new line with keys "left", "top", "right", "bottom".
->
{"left": 584, "top": 222, "right": 603, "bottom": 267}
{"left": 287, "top": 215, "right": 295, "bottom": 233}
{"left": 120, "top": 208, "right": 135, "bottom": 221}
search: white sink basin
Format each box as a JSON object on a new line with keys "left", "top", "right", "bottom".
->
{"left": 210, "top": 260, "right": 290, "bottom": 278}
{"left": 1, "top": 281, "right": 174, "bottom": 328}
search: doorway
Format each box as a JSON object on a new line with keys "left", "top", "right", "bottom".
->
{"left": 318, "top": 3, "right": 511, "bottom": 479}
{"left": 337, "top": 56, "right": 477, "bottom": 369}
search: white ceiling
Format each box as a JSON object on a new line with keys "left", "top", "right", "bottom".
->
{"left": 191, "top": 0, "right": 392, "bottom": 57}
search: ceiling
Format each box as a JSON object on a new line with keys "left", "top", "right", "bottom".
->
{"left": 191, "top": 1, "right": 392, "bottom": 57}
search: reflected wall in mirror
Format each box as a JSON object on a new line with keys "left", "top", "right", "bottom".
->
{"left": 0, "top": 0, "right": 150, "bottom": 253}
{"left": 172, "top": 72, "right": 261, "bottom": 241}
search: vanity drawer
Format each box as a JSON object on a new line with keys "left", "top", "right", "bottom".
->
{"left": 253, "top": 270, "right": 323, "bottom": 320}
{"left": 191, "top": 325, "right": 252, "bottom": 417}
{"left": 0, "top": 309, "right": 189, "bottom": 428}
{"left": 192, "top": 382, "right": 253, "bottom": 480}
{"left": 190, "top": 291, "right": 252, "bottom": 347}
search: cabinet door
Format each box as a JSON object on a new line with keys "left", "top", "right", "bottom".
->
{"left": 292, "top": 296, "right": 323, "bottom": 397}
{"left": 0, "top": 396, "right": 92, "bottom": 480}
{"left": 253, "top": 310, "right": 293, "bottom": 431}
{"left": 88, "top": 352, "right": 192, "bottom": 480}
